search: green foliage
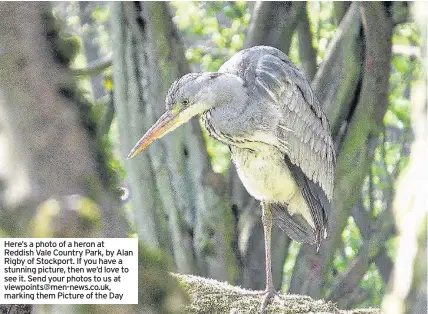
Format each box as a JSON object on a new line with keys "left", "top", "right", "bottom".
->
{"left": 92, "top": 5, "right": 110, "bottom": 23}
{"left": 359, "top": 265, "right": 384, "bottom": 307}
{"left": 138, "top": 243, "right": 189, "bottom": 313}
{"left": 307, "top": 2, "right": 337, "bottom": 64}
{"left": 393, "top": 23, "right": 420, "bottom": 46}
{"left": 43, "top": 9, "right": 81, "bottom": 65}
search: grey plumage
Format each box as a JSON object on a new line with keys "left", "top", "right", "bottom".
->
{"left": 201, "top": 46, "right": 335, "bottom": 245}
{"left": 218, "top": 46, "right": 335, "bottom": 200}
{"left": 128, "top": 45, "right": 336, "bottom": 310}
{"left": 151, "top": 46, "right": 336, "bottom": 244}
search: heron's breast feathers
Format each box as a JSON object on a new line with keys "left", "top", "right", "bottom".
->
{"left": 230, "top": 145, "right": 315, "bottom": 229}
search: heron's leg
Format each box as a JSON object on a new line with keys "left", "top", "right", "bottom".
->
{"left": 259, "top": 202, "right": 278, "bottom": 312}
{"left": 261, "top": 202, "right": 275, "bottom": 293}
{"left": 241, "top": 203, "right": 283, "bottom": 312}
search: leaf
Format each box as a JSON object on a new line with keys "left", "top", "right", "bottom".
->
{"left": 391, "top": 55, "right": 409, "bottom": 73}
{"left": 92, "top": 6, "right": 110, "bottom": 23}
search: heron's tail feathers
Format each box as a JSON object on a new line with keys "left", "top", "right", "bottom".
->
{"left": 282, "top": 155, "right": 331, "bottom": 249}
{"left": 270, "top": 203, "right": 320, "bottom": 245}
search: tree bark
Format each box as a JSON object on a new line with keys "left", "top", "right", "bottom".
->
{"left": 333, "top": 2, "right": 351, "bottom": 25}
{"left": 78, "top": 1, "right": 106, "bottom": 100}
{"left": 311, "top": 3, "right": 363, "bottom": 138}
{"left": 244, "top": 1, "right": 304, "bottom": 53}
{"left": 297, "top": 3, "right": 317, "bottom": 81}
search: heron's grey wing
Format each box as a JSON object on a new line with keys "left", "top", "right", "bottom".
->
{"left": 284, "top": 155, "right": 330, "bottom": 246}
{"left": 252, "top": 52, "right": 335, "bottom": 241}
{"left": 253, "top": 52, "right": 336, "bottom": 200}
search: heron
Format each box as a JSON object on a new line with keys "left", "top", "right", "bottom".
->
{"left": 128, "top": 46, "right": 335, "bottom": 312}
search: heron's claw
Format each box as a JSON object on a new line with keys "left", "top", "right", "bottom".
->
{"left": 259, "top": 288, "right": 283, "bottom": 314}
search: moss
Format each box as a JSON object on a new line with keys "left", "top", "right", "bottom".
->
{"left": 77, "top": 197, "right": 102, "bottom": 222}
{"left": 138, "top": 242, "right": 189, "bottom": 313}
{"left": 201, "top": 239, "right": 216, "bottom": 257}
{"left": 41, "top": 10, "right": 80, "bottom": 65}
{"left": 173, "top": 273, "right": 381, "bottom": 314}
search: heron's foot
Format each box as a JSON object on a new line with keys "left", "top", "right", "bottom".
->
{"left": 242, "top": 287, "right": 284, "bottom": 313}
{"left": 259, "top": 287, "right": 283, "bottom": 314}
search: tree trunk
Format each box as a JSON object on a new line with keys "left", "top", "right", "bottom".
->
{"left": 78, "top": 1, "right": 106, "bottom": 100}
{"left": 0, "top": 1, "right": 124, "bottom": 239}
{"left": 0, "top": 3, "right": 187, "bottom": 313}
{"left": 111, "top": 2, "right": 238, "bottom": 282}
{"left": 244, "top": 1, "right": 304, "bottom": 54}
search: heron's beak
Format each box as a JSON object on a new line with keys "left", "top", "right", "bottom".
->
{"left": 127, "top": 108, "right": 190, "bottom": 159}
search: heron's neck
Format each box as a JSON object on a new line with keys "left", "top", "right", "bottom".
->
{"left": 199, "top": 73, "right": 247, "bottom": 113}
{"left": 198, "top": 73, "right": 251, "bottom": 143}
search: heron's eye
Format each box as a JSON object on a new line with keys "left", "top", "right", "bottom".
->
{"left": 182, "top": 99, "right": 189, "bottom": 106}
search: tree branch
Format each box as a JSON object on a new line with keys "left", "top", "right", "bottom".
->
{"left": 71, "top": 54, "right": 112, "bottom": 76}
{"left": 297, "top": 3, "right": 317, "bottom": 81}
{"left": 244, "top": 1, "right": 304, "bottom": 53}
{"left": 312, "top": 3, "right": 363, "bottom": 136}
{"left": 352, "top": 199, "right": 394, "bottom": 284}
{"left": 289, "top": 3, "right": 363, "bottom": 296}
{"left": 328, "top": 208, "right": 395, "bottom": 305}
{"left": 173, "top": 273, "right": 380, "bottom": 314}
{"left": 99, "top": 93, "right": 115, "bottom": 136}
{"left": 323, "top": 0, "right": 393, "bottom": 292}
{"left": 333, "top": 2, "right": 351, "bottom": 25}
{"left": 352, "top": 199, "right": 370, "bottom": 239}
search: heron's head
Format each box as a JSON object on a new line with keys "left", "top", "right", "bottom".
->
{"left": 128, "top": 72, "right": 243, "bottom": 159}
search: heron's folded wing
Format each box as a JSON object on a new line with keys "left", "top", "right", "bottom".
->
{"left": 270, "top": 202, "right": 317, "bottom": 245}
{"left": 283, "top": 154, "right": 330, "bottom": 246}
{"left": 253, "top": 53, "right": 336, "bottom": 201}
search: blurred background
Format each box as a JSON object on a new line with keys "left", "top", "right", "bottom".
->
{"left": 0, "top": 2, "right": 426, "bottom": 314}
